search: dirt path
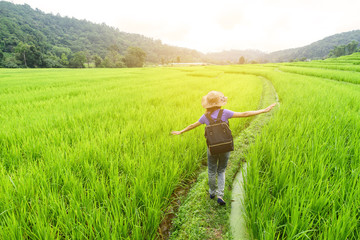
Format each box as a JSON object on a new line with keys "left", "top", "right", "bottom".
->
{"left": 230, "top": 76, "right": 279, "bottom": 239}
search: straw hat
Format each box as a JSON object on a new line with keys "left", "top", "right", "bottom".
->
{"left": 201, "top": 91, "right": 228, "bottom": 108}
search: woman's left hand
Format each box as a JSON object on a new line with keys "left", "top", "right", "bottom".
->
{"left": 263, "top": 103, "right": 276, "bottom": 112}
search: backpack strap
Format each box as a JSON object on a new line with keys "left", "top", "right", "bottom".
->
{"left": 216, "top": 109, "right": 224, "bottom": 123}
{"left": 205, "top": 109, "right": 224, "bottom": 125}
{"left": 205, "top": 112, "right": 216, "bottom": 125}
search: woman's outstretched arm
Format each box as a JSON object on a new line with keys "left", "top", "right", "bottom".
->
{"left": 232, "top": 103, "right": 276, "bottom": 118}
{"left": 171, "top": 121, "right": 202, "bottom": 135}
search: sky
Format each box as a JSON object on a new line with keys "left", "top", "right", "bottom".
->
{"left": 8, "top": 0, "right": 360, "bottom": 53}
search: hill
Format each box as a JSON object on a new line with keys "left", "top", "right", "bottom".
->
{"left": 267, "top": 30, "right": 360, "bottom": 62}
{"left": 0, "top": 1, "right": 204, "bottom": 67}
{"left": 205, "top": 30, "right": 360, "bottom": 63}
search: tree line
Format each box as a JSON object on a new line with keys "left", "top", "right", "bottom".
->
{"left": 1, "top": 40, "right": 146, "bottom": 68}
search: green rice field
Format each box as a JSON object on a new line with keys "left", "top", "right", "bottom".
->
{"left": 0, "top": 67, "right": 262, "bottom": 239}
{"left": 235, "top": 54, "right": 360, "bottom": 239}
{"left": 1, "top": 52, "right": 360, "bottom": 239}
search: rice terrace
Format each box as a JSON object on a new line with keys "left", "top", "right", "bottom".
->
{"left": 1, "top": 1, "right": 360, "bottom": 240}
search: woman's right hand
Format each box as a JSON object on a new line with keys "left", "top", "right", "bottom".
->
{"left": 171, "top": 131, "right": 182, "bottom": 135}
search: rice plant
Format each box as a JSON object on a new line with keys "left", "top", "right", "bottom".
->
{"left": 0, "top": 67, "right": 262, "bottom": 239}
{"left": 278, "top": 65, "right": 360, "bottom": 84}
{"left": 233, "top": 59, "right": 360, "bottom": 239}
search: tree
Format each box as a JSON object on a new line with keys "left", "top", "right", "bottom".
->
{"left": 103, "top": 44, "right": 125, "bottom": 68}
{"left": 176, "top": 56, "right": 181, "bottom": 63}
{"left": 84, "top": 51, "right": 92, "bottom": 68}
{"left": 93, "top": 55, "right": 103, "bottom": 68}
{"left": 26, "top": 45, "right": 42, "bottom": 67}
{"left": 69, "top": 51, "right": 86, "bottom": 68}
{"left": 347, "top": 40, "right": 359, "bottom": 54}
{"left": 13, "top": 42, "right": 42, "bottom": 68}
{"left": 238, "top": 56, "right": 245, "bottom": 64}
{"left": 14, "top": 42, "right": 31, "bottom": 67}
{"left": 60, "top": 53, "right": 69, "bottom": 66}
{"left": 124, "top": 47, "right": 146, "bottom": 68}
{"left": 0, "top": 50, "right": 4, "bottom": 63}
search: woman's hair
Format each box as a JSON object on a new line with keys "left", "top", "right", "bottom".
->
{"left": 205, "top": 106, "right": 221, "bottom": 114}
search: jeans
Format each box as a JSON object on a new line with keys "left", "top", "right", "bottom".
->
{"left": 207, "top": 149, "right": 230, "bottom": 197}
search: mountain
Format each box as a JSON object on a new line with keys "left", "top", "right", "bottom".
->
{"left": 0, "top": 1, "right": 205, "bottom": 67}
{"left": 205, "top": 49, "right": 268, "bottom": 64}
{"left": 205, "top": 30, "right": 360, "bottom": 63}
{"left": 267, "top": 30, "right": 360, "bottom": 62}
{"left": 203, "top": 30, "right": 360, "bottom": 63}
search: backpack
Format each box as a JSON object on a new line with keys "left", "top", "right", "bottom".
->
{"left": 204, "top": 109, "right": 234, "bottom": 155}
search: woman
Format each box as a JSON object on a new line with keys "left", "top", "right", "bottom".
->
{"left": 171, "top": 91, "right": 276, "bottom": 205}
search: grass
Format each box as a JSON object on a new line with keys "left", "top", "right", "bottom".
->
{"left": 277, "top": 65, "right": 360, "bottom": 84}
{"left": 282, "top": 62, "right": 360, "bottom": 72}
{"left": 0, "top": 67, "right": 262, "bottom": 239}
{"left": 229, "top": 53, "right": 360, "bottom": 239}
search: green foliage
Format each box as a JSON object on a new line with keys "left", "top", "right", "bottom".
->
{"left": 101, "top": 45, "right": 125, "bottom": 68}
{"left": 52, "top": 46, "right": 72, "bottom": 58}
{"left": 13, "top": 41, "right": 31, "bottom": 67}
{"left": 124, "top": 46, "right": 146, "bottom": 68}
{"left": 328, "top": 40, "right": 359, "bottom": 58}
{"left": 93, "top": 55, "right": 103, "bottom": 67}
{"left": 0, "top": 50, "right": 3, "bottom": 64}
{"left": 42, "top": 53, "right": 63, "bottom": 68}
{"left": 60, "top": 53, "right": 69, "bottom": 66}
{"left": 1, "top": 53, "right": 20, "bottom": 68}
{"left": 12, "top": 42, "right": 44, "bottom": 67}
{"left": 69, "top": 51, "right": 86, "bottom": 68}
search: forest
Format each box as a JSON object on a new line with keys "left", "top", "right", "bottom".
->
{"left": 0, "top": 1, "right": 205, "bottom": 68}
